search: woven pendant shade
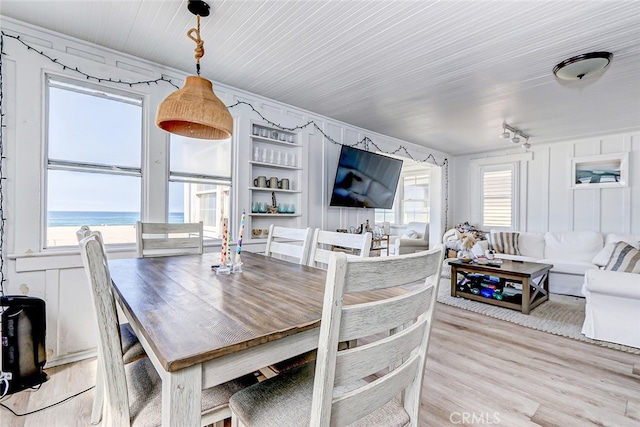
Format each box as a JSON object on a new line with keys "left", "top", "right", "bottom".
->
{"left": 156, "top": 76, "right": 233, "bottom": 140}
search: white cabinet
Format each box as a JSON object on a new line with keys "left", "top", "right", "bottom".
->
{"left": 248, "top": 123, "right": 303, "bottom": 241}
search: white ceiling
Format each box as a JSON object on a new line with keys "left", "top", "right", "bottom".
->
{"left": 2, "top": 0, "right": 639, "bottom": 155}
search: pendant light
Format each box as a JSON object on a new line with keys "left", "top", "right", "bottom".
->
{"left": 156, "top": 1, "right": 232, "bottom": 140}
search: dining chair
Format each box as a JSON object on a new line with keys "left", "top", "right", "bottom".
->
{"left": 267, "top": 229, "right": 372, "bottom": 375}
{"left": 229, "top": 244, "right": 445, "bottom": 427}
{"left": 307, "top": 229, "right": 372, "bottom": 268}
{"left": 136, "top": 221, "right": 204, "bottom": 257}
{"left": 76, "top": 226, "right": 147, "bottom": 425}
{"left": 263, "top": 224, "right": 313, "bottom": 265}
{"left": 79, "top": 231, "right": 257, "bottom": 427}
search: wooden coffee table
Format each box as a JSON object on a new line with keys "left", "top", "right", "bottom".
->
{"left": 449, "top": 259, "right": 553, "bottom": 314}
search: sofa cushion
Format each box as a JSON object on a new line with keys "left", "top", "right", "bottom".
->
{"left": 515, "top": 232, "right": 545, "bottom": 259}
{"left": 605, "top": 242, "right": 640, "bottom": 273}
{"left": 544, "top": 231, "right": 603, "bottom": 263}
{"left": 539, "top": 259, "right": 598, "bottom": 275}
{"left": 490, "top": 232, "right": 521, "bottom": 255}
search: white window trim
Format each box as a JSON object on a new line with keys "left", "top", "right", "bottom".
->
{"left": 43, "top": 74, "right": 144, "bottom": 250}
{"left": 469, "top": 152, "right": 532, "bottom": 231}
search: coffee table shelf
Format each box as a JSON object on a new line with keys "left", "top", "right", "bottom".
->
{"left": 448, "top": 259, "right": 553, "bottom": 314}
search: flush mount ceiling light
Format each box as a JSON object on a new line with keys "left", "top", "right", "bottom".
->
{"left": 553, "top": 51, "right": 613, "bottom": 81}
{"left": 156, "top": 0, "right": 232, "bottom": 140}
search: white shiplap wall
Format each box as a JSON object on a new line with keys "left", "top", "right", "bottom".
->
{"left": 450, "top": 132, "right": 640, "bottom": 235}
{"left": 1, "top": 19, "right": 446, "bottom": 365}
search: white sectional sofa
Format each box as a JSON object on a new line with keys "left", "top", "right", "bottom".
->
{"left": 464, "top": 229, "right": 640, "bottom": 349}
{"left": 471, "top": 230, "right": 640, "bottom": 297}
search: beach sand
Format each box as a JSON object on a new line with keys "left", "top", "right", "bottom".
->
{"left": 47, "top": 225, "right": 137, "bottom": 247}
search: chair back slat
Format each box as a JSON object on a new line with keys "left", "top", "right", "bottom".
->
{"left": 343, "top": 250, "right": 441, "bottom": 293}
{"left": 79, "top": 233, "right": 131, "bottom": 426}
{"left": 334, "top": 317, "right": 428, "bottom": 386}
{"left": 338, "top": 286, "right": 432, "bottom": 342}
{"left": 331, "top": 354, "right": 421, "bottom": 426}
{"left": 136, "top": 221, "right": 204, "bottom": 258}
{"left": 310, "top": 244, "right": 444, "bottom": 427}
{"left": 264, "top": 225, "right": 312, "bottom": 265}
{"left": 308, "top": 230, "right": 372, "bottom": 268}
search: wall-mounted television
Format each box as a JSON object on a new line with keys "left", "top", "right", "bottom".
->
{"left": 330, "top": 145, "right": 403, "bottom": 209}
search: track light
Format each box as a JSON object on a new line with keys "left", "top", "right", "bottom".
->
{"left": 500, "top": 123, "right": 530, "bottom": 146}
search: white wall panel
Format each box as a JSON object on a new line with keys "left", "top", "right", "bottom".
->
{"left": 451, "top": 132, "right": 640, "bottom": 237}
{"left": 56, "top": 268, "right": 97, "bottom": 358}
{"left": 548, "top": 143, "right": 573, "bottom": 232}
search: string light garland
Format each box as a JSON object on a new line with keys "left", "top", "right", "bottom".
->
{"left": 227, "top": 100, "right": 447, "bottom": 167}
{"left": 0, "top": 33, "right": 5, "bottom": 297}
{"left": 1, "top": 32, "right": 180, "bottom": 89}
{"left": 0, "top": 30, "right": 450, "bottom": 268}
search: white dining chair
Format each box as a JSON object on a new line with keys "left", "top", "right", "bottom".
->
{"left": 76, "top": 226, "right": 147, "bottom": 425}
{"left": 263, "top": 224, "right": 313, "bottom": 265}
{"left": 307, "top": 229, "right": 372, "bottom": 268}
{"left": 79, "top": 231, "right": 257, "bottom": 427}
{"left": 136, "top": 221, "right": 204, "bottom": 257}
{"left": 229, "top": 244, "right": 445, "bottom": 427}
{"left": 267, "top": 229, "right": 373, "bottom": 375}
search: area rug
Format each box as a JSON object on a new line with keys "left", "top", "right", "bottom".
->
{"left": 436, "top": 278, "right": 640, "bottom": 355}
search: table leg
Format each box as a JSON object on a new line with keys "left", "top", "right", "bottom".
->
{"left": 450, "top": 266, "right": 457, "bottom": 297}
{"left": 521, "top": 277, "right": 531, "bottom": 315}
{"left": 162, "top": 364, "right": 202, "bottom": 427}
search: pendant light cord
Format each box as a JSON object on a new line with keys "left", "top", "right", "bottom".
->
{"left": 187, "top": 15, "right": 204, "bottom": 76}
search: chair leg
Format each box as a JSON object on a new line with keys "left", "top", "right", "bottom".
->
{"left": 231, "top": 413, "right": 243, "bottom": 427}
{"left": 91, "top": 359, "right": 105, "bottom": 425}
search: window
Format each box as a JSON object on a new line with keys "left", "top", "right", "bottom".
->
{"left": 401, "top": 173, "right": 429, "bottom": 223}
{"left": 45, "top": 76, "right": 143, "bottom": 247}
{"left": 375, "top": 162, "right": 430, "bottom": 225}
{"left": 374, "top": 205, "right": 395, "bottom": 224}
{"left": 481, "top": 164, "right": 515, "bottom": 228}
{"left": 169, "top": 135, "right": 231, "bottom": 240}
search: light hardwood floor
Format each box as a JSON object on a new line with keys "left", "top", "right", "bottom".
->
{"left": 1, "top": 303, "right": 639, "bottom": 426}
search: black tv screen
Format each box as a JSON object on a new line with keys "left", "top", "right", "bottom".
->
{"left": 330, "top": 145, "right": 403, "bottom": 209}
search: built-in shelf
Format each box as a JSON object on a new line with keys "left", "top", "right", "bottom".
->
{"left": 248, "top": 213, "right": 301, "bottom": 217}
{"left": 249, "top": 123, "right": 303, "bottom": 236}
{"left": 249, "top": 135, "right": 301, "bottom": 147}
{"left": 249, "top": 187, "right": 301, "bottom": 193}
{"left": 249, "top": 161, "right": 301, "bottom": 170}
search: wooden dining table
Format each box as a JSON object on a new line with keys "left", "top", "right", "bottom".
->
{"left": 108, "top": 251, "right": 400, "bottom": 426}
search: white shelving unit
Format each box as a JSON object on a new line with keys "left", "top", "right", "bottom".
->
{"left": 248, "top": 123, "right": 303, "bottom": 241}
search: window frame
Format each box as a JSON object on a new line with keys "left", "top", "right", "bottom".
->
{"left": 43, "top": 74, "right": 144, "bottom": 250}
{"left": 399, "top": 171, "right": 430, "bottom": 224}
{"left": 470, "top": 152, "right": 532, "bottom": 232}
{"left": 375, "top": 162, "right": 431, "bottom": 226}
{"left": 168, "top": 137, "right": 233, "bottom": 243}
{"left": 480, "top": 163, "right": 516, "bottom": 230}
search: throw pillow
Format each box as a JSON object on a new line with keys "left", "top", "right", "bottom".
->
{"left": 592, "top": 242, "right": 617, "bottom": 267}
{"left": 604, "top": 241, "right": 640, "bottom": 273}
{"left": 490, "top": 232, "right": 521, "bottom": 255}
{"left": 402, "top": 230, "right": 419, "bottom": 239}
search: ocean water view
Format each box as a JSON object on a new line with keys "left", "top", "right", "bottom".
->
{"left": 48, "top": 211, "right": 184, "bottom": 227}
